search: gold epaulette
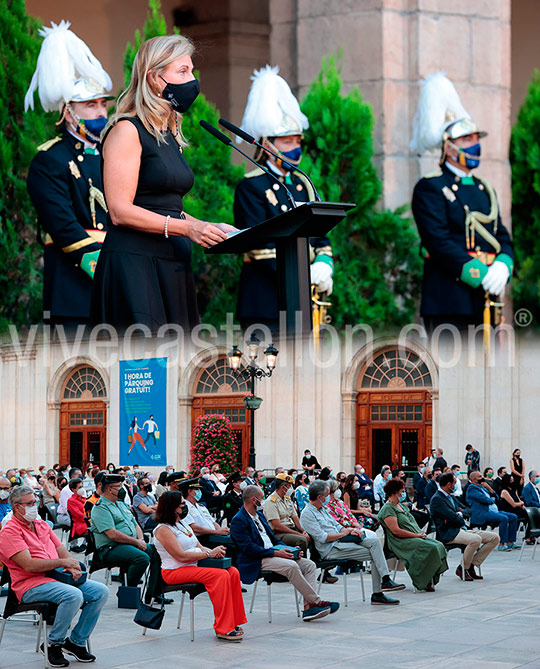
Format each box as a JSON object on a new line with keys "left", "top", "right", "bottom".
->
{"left": 423, "top": 169, "right": 443, "bottom": 179}
{"left": 245, "top": 166, "right": 265, "bottom": 179}
{"left": 269, "top": 494, "right": 277, "bottom": 503}
{"left": 37, "top": 136, "right": 62, "bottom": 152}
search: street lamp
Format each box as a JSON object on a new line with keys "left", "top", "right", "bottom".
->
{"left": 227, "top": 336, "right": 279, "bottom": 469}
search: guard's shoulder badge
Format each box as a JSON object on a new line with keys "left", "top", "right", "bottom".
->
{"left": 423, "top": 169, "right": 443, "bottom": 179}
{"left": 269, "top": 494, "right": 277, "bottom": 503}
{"left": 37, "top": 136, "right": 62, "bottom": 152}
{"left": 245, "top": 166, "right": 265, "bottom": 179}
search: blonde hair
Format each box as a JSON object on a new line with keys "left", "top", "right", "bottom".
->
{"left": 107, "top": 34, "right": 194, "bottom": 148}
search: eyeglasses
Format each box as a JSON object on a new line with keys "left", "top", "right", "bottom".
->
{"left": 16, "top": 501, "right": 37, "bottom": 507}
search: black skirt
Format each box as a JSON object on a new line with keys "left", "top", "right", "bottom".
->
{"left": 90, "top": 224, "right": 199, "bottom": 331}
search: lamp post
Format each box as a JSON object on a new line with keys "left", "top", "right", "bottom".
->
{"left": 228, "top": 336, "right": 278, "bottom": 469}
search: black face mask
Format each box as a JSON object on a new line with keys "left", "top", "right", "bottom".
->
{"left": 143, "top": 484, "right": 153, "bottom": 492}
{"left": 160, "top": 76, "right": 199, "bottom": 113}
{"left": 116, "top": 487, "right": 127, "bottom": 502}
{"left": 179, "top": 505, "right": 189, "bottom": 520}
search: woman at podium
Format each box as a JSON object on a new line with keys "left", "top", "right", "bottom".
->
{"left": 91, "top": 35, "right": 235, "bottom": 330}
{"left": 234, "top": 66, "right": 333, "bottom": 332}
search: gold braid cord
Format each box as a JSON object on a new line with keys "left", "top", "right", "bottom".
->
{"left": 465, "top": 178, "right": 500, "bottom": 253}
{"left": 88, "top": 178, "right": 108, "bottom": 228}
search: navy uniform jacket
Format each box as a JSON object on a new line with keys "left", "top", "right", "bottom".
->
{"left": 234, "top": 167, "right": 332, "bottom": 323}
{"left": 412, "top": 164, "right": 513, "bottom": 320}
{"left": 26, "top": 130, "right": 108, "bottom": 323}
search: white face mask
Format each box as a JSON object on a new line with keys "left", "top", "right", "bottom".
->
{"left": 286, "top": 487, "right": 294, "bottom": 497}
{"left": 22, "top": 505, "right": 39, "bottom": 521}
{"left": 76, "top": 488, "right": 86, "bottom": 497}
{"left": 202, "top": 473, "right": 211, "bottom": 480}
{"left": 334, "top": 489, "right": 342, "bottom": 499}
{"left": 360, "top": 468, "right": 365, "bottom": 474}
{"left": 353, "top": 481, "right": 360, "bottom": 490}
{"left": 0, "top": 490, "right": 9, "bottom": 501}
{"left": 239, "top": 480, "right": 248, "bottom": 490}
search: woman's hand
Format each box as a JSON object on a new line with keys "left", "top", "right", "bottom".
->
{"left": 215, "top": 223, "right": 239, "bottom": 235}
{"left": 209, "top": 545, "right": 226, "bottom": 559}
{"left": 417, "top": 531, "right": 427, "bottom": 539}
{"left": 187, "top": 220, "right": 229, "bottom": 248}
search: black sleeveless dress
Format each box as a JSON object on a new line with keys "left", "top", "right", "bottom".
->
{"left": 91, "top": 117, "right": 199, "bottom": 330}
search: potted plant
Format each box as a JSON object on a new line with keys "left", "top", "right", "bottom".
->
{"left": 243, "top": 393, "right": 263, "bottom": 410}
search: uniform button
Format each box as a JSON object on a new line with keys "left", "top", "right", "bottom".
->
{"left": 75, "top": 142, "right": 82, "bottom": 149}
{"left": 296, "top": 184, "right": 303, "bottom": 191}
{"left": 97, "top": 223, "right": 104, "bottom": 230}
{"left": 280, "top": 204, "right": 288, "bottom": 212}
{"left": 451, "top": 184, "right": 458, "bottom": 191}
{"left": 77, "top": 155, "right": 84, "bottom": 162}
{"left": 273, "top": 184, "right": 280, "bottom": 191}
{"left": 478, "top": 184, "right": 485, "bottom": 190}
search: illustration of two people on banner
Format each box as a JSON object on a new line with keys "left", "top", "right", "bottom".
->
{"left": 128, "top": 415, "right": 159, "bottom": 453}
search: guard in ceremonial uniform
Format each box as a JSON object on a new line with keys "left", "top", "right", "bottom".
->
{"left": 263, "top": 473, "right": 310, "bottom": 552}
{"left": 234, "top": 66, "right": 333, "bottom": 331}
{"left": 24, "top": 21, "right": 113, "bottom": 325}
{"left": 410, "top": 73, "right": 513, "bottom": 331}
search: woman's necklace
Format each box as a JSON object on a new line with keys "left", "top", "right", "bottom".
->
{"left": 177, "top": 520, "right": 193, "bottom": 537}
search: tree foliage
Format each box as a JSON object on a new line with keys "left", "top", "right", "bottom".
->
{"left": 300, "top": 56, "right": 422, "bottom": 329}
{"left": 0, "top": 0, "right": 56, "bottom": 330}
{"left": 510, "top": 69, "right": 540, "bottom": 326}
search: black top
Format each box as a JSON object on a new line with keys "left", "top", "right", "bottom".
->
{"left": 27, "top": 130, "right": 109, "bottom": 322}
{"left": 302, "top": 455, "right": 321, "bottom": 469}
{"left": 412, "top": 164, "right": 513, "bottom": 319}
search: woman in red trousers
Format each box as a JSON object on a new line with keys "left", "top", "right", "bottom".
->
{"left": 154, "top": 490, "right": 247, "bottom": 641}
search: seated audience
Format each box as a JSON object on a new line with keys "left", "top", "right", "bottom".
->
{"left": 341, "top": 477, "right": 379, "bottom": 528}
{"left": 230, "top": 485, "right": 339, "bottom": 622}
{"left": 154, "top": 491, "right": 246, "bottom": 642}
{"left": 264, "top": 473, "right": 310, "bottom": 551}
{"left": 492, "top": 467, "right": 507, "bottom": 497}
{"left": 498, "top": 474, "right": 531, "bottom": 542}
{"left": 57, "top": 477, "right": 75, "bottom": 528}
{"left": 373, "top": 466, "right": 391, "bottom": 505}
{"left": 294, "top": 472, "right": 310, "bottom": 513}
{"left": 66, "top": 478, "right": 89, "bottom": 552}
{"left": 430, "top": 472, "right": 498, "bottom": 580}
{"left": 210, "top": 464, "right": 227, "bottom": 492}
{"left": 466, "top": 470, "right": 519, "bottom": 551}
{"left": 82, "top": 465, "right": 97, "bottom": 496}
{"left": 483, "top": 467, "right": 495, "bottom": 481}
{"left": 450, "top": 465, "right": 463, "bottom": 497}
{"left": 132, "top": 475, "right": 158, "bottom": 531}
{"left": 254, "top": 471, "right": 267, "bottom": 490}
{"left": 268, "top": 468, "right": 285, "bottom": 493}
{"left": 379, "top": 478, "right": 448, "bottom": 591}
{"left": 41, "top": 470, "right": 61, "bottom": 505}
{"left": 222, "top": 473, "right": 245, "bottom": 524}
{"left": 317, "top": 467, "right": 332, "bottom": 481}
{"left": 415, "top": 466, "right": 431, "bottom": 509}
{"left": 424, "top": 467, "right": 442, "bottom": 504}
{"left": 183, "top": 480, "right": 233, "bottom": 550}
{"left": 90, "top": 473, "right": 163, "bottom": 604}
{"left": 155, "top": 471, "right": 169, "bottom": 498}
{"left": 244, "top": 467, "right": 257, "bottom": 485}
{"left": 0, "top": 485, "right": 108, "bottom": 666}
{"left": 301, "top": 480, "right": 404, "bottom": 605}
{"left": 199, "top": 467, "right": 223, "bottom": 510}
{"left": 522, "top": 470, "right": 540, "bottom": 508}
{"left": 0, "top": 477, "right": 12, "bottom": 523}
{"left": 353, "top": 464, "right": 375, "bottom": 506}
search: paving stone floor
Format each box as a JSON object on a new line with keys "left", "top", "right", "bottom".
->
{"left": 1, "top": 543, "right": 540, "bottom": 668}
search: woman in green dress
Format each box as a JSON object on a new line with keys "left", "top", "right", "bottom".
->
{"left": 379, "top": 478, "right": 448, "bottom": 591}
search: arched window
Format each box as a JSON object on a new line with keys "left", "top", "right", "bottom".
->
{"left": 195, "top": 357, "right": 249, "bottom": 395}
{"left": 63, "top": 366, "right": 106, "bottom": 400}
{"left": 360, "top": 349, "right": 432, "bottom": 389}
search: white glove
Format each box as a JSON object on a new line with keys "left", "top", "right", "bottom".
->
{"left": 317, "top": 276, "right": 333, "bottom": 295}
{"left": 311, "top": 261, "right": 333, "bottom": 297}
{"left": 481, "top": 260, "right": 510, "bottom": 295}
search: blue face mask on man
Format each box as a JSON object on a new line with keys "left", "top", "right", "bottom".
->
{"left": 454, "top": 142, "right": 481, "bottom": 169}
{"left": 79, "top": 116, "right": 108, "bottom": 140}
{"left": 194, "top": 489, "right": 202, "bottom": 501}
{"left": 281, "top": 147, "right": 302, "bottom": 163}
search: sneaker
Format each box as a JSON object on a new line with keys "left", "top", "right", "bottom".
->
{"left": 371, "top": 592, "right": 400, "bottom": 605}
{"left": 381, "top": 578, "right": 406, "bottom": 591}
{"left": 511, "top": 543, "right": 522, "bottom": 550}
{"left": 62, "top": 638, "right": 96, "bottom": 663}
{"left": 39, "top": 643, "right": 70, "bottom": 668}
{"left": 498, "top": 544, "right": 512, "bottom": 552}
{"left": 318, "top": 599, "right": 340, "bottom": 614}
{"left": 302, "top": 603, "right": 331, "bottom": 621}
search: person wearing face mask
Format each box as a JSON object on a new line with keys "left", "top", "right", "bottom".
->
{"left": 24, "top": 21, "right": 112, "bottom": 326}
{"left": 90, "top": 474, "right": 165, "bottom": 605}
{"left": 410, "top": 72, "right": 513, "bottom": 331}
{"left": 91, "top": 35, "right": 236, "bottom": 330}
{"left": 354, "top": 464, "right": 374, "bottom": 506}
{"left": 233, "top": 66, "right": 334, "bottom": 332}
{"left": 294, "top": 472, "right": 310, "bottom": 513}
{"left": 0, "top": 477, "right": 12, "bottom": 523}
{"left": 222, "top": 473, "right": 245, "bottom": 525}
{"left": 327, "top": 480, "right": 379, "bottom": 533}
{"left": 0, "top": 485, "right": 109, "bottom": 666}
{"left": 132, "top": 476, "right": 159, "bottom": 531}
{"left": 379, "top": 478, "right": 447, "bottom": 592}
{"left": 424, "top": 467, "right": 442, "bottom": 504}
{"left": 66, "top": 478, "right": 90, "bottom": 553}
{"left": 373, "top": 466, "right": 392, "bottom": 506}
{"left": 522, "top": 470, "right": 540, "bottom": 510}
{"left": 301, "top": 481, "right": 404, "bottom": 604}
{"left": 430, "top": 472, "right": 498, "bottom": 580}
{"left": 263, "top": 473, "right": 311, "bottom": 555}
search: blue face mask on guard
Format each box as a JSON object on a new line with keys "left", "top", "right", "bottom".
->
{"left": 455, "top": 142, "right": 481, "bottom": 169}
{"left": 80, "top": 116, "right": 108, "bottom": 139}
{"left": 194, "top": 489, "right": 202, "bottom": 501}
{"left": 281, "top": 147, "right": 302, "bottom": 163}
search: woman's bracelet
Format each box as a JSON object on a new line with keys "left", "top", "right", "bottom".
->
{"left": 164, "top": 214, "right": 170, "bottom": 238}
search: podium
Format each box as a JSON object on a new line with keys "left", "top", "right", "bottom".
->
{"left": 206, "top": 201, "right": 355, "bottom": 334}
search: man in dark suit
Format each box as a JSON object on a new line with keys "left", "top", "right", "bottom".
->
{"left": 198, "top": 467, "right": 223, "bottom": 512}
{"left": 430, "top": 472, "right": 498, "bottom": 581}
{"left": 415, "top": 466, "right": 431, "bottom": 509}
{"left": 230, "top": 485, "right": 339, "bottom": 622}
{"left": 522, "top": 471, "right": 540, "bottom": 508}
{"left": 425, "top": 467, "right": 442, "bottom": 504}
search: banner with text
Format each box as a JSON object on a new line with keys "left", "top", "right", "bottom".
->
{"left": 119, "top": 358, "right": 167, "bottom": 467}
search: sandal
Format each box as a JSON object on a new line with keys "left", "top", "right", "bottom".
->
{"left": 216, "top": 630, "right": 244, "bottom": 642}
{"left": 235, "top": 626, "right": 244, "bottom": 633}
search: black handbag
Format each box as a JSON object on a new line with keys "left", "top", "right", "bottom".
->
{"left": 133, "top": 598, "right": 165, "bottom": 629}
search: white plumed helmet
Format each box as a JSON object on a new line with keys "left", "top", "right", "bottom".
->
{"left": 24, "top": 20, "right": 113, "bottom": 113}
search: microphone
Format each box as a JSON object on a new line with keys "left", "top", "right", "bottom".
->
{"left": 218, "top": 118, "right": 322, "bottom": 202}
{"left": 199, "top": 120, "right": 297, "bottom": 209}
